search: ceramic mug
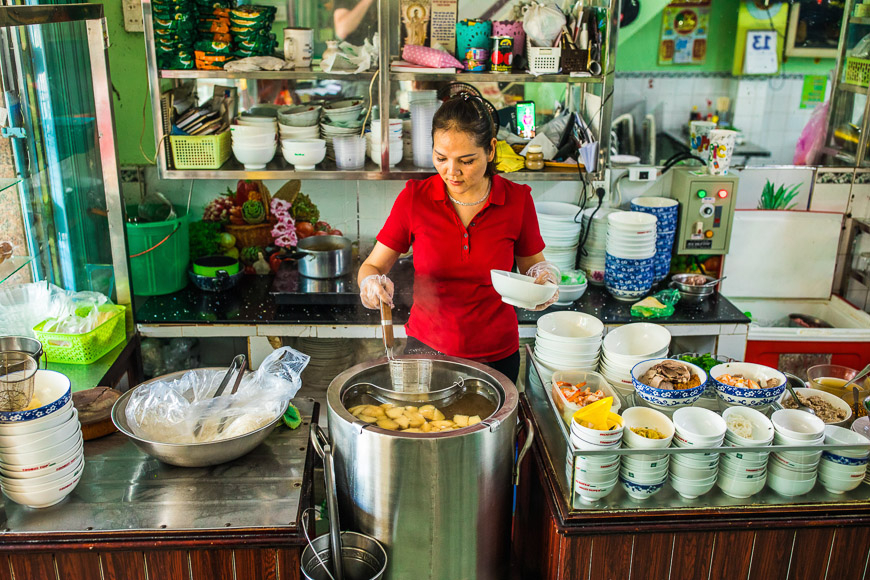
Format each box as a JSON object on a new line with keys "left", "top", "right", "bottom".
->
{"left": 689, "top": 121, "right": 715, "bottom": 161}
{"left": 283, "top": 27, "right": 313, "bottom": 68}
{"left": 708, "top": 129, "right": 738, "bottom": 175}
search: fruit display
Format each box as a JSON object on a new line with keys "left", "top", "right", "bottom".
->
{"left": 242, "top": 200, "right": 265, "bottom": 224}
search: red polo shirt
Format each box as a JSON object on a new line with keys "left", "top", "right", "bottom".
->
{"left": 377, "top": 174, "right": 545, "bottom": 361}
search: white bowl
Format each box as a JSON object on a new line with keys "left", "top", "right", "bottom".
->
{"left": 575, "top": 483, "right": 618, "bottom": 503}
{"left": 602, "top": 323, "right": 671, "bottom": 358}
{"left": 555, "top": 283, "right": 588, "bottom": 305}
{"left": 818, "top": 471, "right": 864, "bottom": 494}
{"left": 818, "top": 460, "right": 866, "bottom": 478}
{"left": 536, "top": 333, "right": 601, "bottom": 355}
{"left": 369, "top": 143, "right": 404, "bottom": 167}
{"left": 671, "top": 453, "right": 719, "bottom": 469}
{"left": 231, "top": 124, "right": 276, "bottom": 137}
{"left": 323, "top": 108, "right": 363, "bottom": 124}
{"left": 621, "top": 407, "right": 675, "bottom": 449}
{"left": 534, "top": 345, "right": 600, "bottom": 364}
{"left": 722, "top": 406, "right": 774, "bottom": 445}
{"left": 490, "top": 270, "right": 557, "bottom": 309}
{"left": 236, "top": 118, "right": 278, "bottom": 129}
{"left": 537, "top": 311, "right": 604, "bottom": 341}
{"left": 0, "top": 438, "right": 82, "bottom": 479}
{"left": 622, "top": 455, "right": 669, "bottom": 471}
{"left": 0, "top": 408, "right": 80, "bottom": 453}
{"left": 718, "top": 459, "right": 768, "bottom": 477}
{"left": 281, "top": 139, "right": 326, "bottom": 170}
{"left": 574, "top": 466, "right": 620, "bottom": 485}
{"left": 716, "top": 473, "right": 767, "bottom": 499}
{"left": 608, "top": 211, "right": 657, "bottom": 230}
{"left": 771, "top": 409, "right": 826, "bottom": 441}
{"left": 571, "top": 415, "right": 623, "bottom": 447}
{"left": 1, "top": 471, "right": 81, "bottom": 508}
{"left": 673, "top": 407, "right": 727, "bottom": 444}
{"left": 669, "top": 460, "right": 717, "bottom": 480}
{"left": 0, "top": 450, "right": 82, "bottom": 487}
{"left": 620, "top": 465, "right": 668, "bottom": 482}
{"left": 0, "top": 428, "right": 81, "bottom": 466}
{"left": 535, "top": 201, "right": 584, "bottom": 222}
{"left": 776, "top": 388, "right": 852, "bottom": 426}
{"left": 671, "top": 474, "right": 717, "bottom": 499}
{"left": 232, "top": 142, "right": 277, "bottom": 169}
{"left": 277, "top": 105, "right": 321, "bottom": 127}
{"left": 767, "top": 471, "right": 816, "bottom": 496}
{"left": 824, "top": 425, "right": 870, "bottom": 458}
{"left": 575, "top": 453, "right": 619, "bottom": 467}
{"left": 768, "top": 458, "right": 818, "bottom": 479}
{"left": 280, "top": 123, "right": 320, "bottom": 136}
{"left": 1, "top": 454, "right": 83, "bottom": 492}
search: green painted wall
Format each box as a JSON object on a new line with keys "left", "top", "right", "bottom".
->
{"left": 98, "top": 0, "right": 155, "bottom": 166}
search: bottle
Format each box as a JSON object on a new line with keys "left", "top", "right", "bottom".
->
{"left": 579, "top": 23, "right": 589, "bottom": 50}
{"left": 525, "top": 145, "right": 544, "bottom": 171}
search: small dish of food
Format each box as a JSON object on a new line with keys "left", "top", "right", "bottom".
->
{"left": 710, "top": 362, "right": 786, "bottom": 408}
{"left": 776, "top": 387, "right": 852, "bottom": 426}
{"left": 630, "top": 359, "right": 708, "bottom": 408}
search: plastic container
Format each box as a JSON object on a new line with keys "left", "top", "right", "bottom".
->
{"left": 170, "top": 131, "right": 231, "bottom": 170}
{"left": 126, "top": 205, "right": 189, "bottom": 296}
{"left": 411, "top": 99, "right": 440, "bottom": 168}
{"left": 551, "top": 370, "right": 620, "bottom": 424}
{"left": 526, "top": 38, "right": 561, "bottom": 75}
{"left": 33, "top": 305, "right": 126, "bottom": 365}
{"left": 333, "top": 136, "right": 366, "bottom": 170}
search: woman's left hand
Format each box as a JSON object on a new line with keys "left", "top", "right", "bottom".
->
{"left": 525, "top": 261, "right": 560, "bottom": 311}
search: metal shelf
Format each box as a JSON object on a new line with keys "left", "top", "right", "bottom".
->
{"left": 159, "top": 66, "right": 376, "bottom": 81}
{"left": 0, "top": 256, "right": 32, "bottom": 285}
{"left": 837, "top": 82, "right": 870, "bottom": 95}
{"left": 851, "top": 16, "right": 870, "bottom": 25}
{"left": 388, "top": 70, "right": 604, "bottom": 84}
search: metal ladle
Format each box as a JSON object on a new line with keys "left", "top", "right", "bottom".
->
{"left": 784, "top": 373, "right": 815, "bottom": 416}
{"left": 839, "top": 363, "right": 870, "bottom": 393}
{"left": 311, "top": 425, "right": 344, "bottom": 580}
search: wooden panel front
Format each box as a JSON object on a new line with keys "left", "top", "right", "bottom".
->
{"left": 710, "top": 529, "right": 755, "bottom": 579}
{"left": 277, "top": 548, "right": 302, "bottom": 580}
{"left": 748, "top": 529, "right": 794, "bottom": 580}
{"left": 145, "top": 550, "right": 190, "bottom": 580}
{"left": 234, "top": 548, "right": 278, "bottom": 580}
{"left": 631, "top": 533, "right": 672, "bottom": 580}
{"left": 0, "top": 556, "right": 10, "bottom": 580}
{"left": 102, "top": 552, "right": 147, "bottom": 580}
{"left": 789, "top": 528, "right": 836, "bottom": 580}
{"left": 7, "top": 553, "right": 56, "bottom": 580}
{"left": 669, "top": 531, "right": 715, "bottom": 580}
{"left": 190, "top": 550, "right": 234, "bottom": 579}
{"left": 55, "top": 552, "right": 103, "bottom": 580}
{"left": 591, "top": 534, "right": 633, "bottom": 579}
{"left": 827, "top": 526, "right": 870, "bottom": 580}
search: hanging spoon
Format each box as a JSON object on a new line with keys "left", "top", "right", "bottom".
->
{"left": 784, "top": 373, "right": 815, "bottom": 416}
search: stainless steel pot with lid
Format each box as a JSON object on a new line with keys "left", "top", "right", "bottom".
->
{"left": 327, "top": 356, "right": 532, "bottom": 580}
{"left": 283, "top": 235, "right": 352, "bottom": 279}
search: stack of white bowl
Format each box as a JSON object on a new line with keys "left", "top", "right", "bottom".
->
{"left": 818, "top": 426, "right": 869, "bottom": 494}
{"left": 570, "top": 408, "right": 623, "bottom": 503}
{"left": 231, "top": 119, "right": 277, "bottom": 170}
{"left": 599, "top": 323, "right": 671, "bottom": 404}
{"left": 578, "top": 208, "right": 620, "bottom": 285}
{"left": 0, "top": 371, "right": 83, "bottom": 508}
{"left": 411, "top": 97, "right": 441, "bottom": 168}
{"left": 717, "top": 407, "right": 774, "bottom": 498}
{"left": 281, "top": 139, "right": 326, "bottom": 170}
{"left": 535, "top": 202, "right": 582, "bottom": 271}
{"left": 670, "top": 408, "right": 726, "bottom": 499}
{"left": 533, "top": 312, "right": 603, "bottom": 383}
{"left": 768, "top": 409, "right": 825, "bottom": 496}
{"left": 604, "top": 211, "right": 657, "bottom": 301}
{"left": 367, "top": 118, "right": 403, "bottom": 167}
{"left": 620, "top": 407, "right": 675, "bottom": 499}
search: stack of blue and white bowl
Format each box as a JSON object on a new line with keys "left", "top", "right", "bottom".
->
{"left": 629, "top": 197, "right": 679, "bottom": 282}
{"left": 604, "top": 212, "right": 657, "bottom": 301}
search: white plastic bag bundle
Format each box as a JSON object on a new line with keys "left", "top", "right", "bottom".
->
{"left": 523, "top": 2, "right": 566, "bottom": 47}
{"left": 321, "top": 34, "right": 379, "bottom": 73}
{"left": 125, "top": 346, "right": 310, "bottom": 444}
{"left": 41, "top": 291, "right": 110, "bottom": 334}
{"left": 0, "top": 281, "right": 113, "bottom": 336}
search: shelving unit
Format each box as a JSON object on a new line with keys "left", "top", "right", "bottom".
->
{"left": 142, "top": 0, "right": 618, "bottom": 181}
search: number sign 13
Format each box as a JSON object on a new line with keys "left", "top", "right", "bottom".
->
{"left": 744, "top": 29, "right": 778, "bottom": 75}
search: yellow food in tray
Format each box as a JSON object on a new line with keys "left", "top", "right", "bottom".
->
{"left": 630, "top": 426, "right": 665, "bottom": 439}
{"left": 348, "top": 403, "right": 481, "bottom": 433}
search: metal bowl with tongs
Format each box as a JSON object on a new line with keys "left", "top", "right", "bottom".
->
{"left": 281, "top": 235, "right": 353, "bottom": 279}
{"left": 302, "top": 425, "right": 388, "bottom": 580}
{"left": 669, "top": 274, "right": 725, "bottom": 303}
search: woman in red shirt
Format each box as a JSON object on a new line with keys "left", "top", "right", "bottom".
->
{"left": 357, "top": 94, "right": 559, "bottom": 383}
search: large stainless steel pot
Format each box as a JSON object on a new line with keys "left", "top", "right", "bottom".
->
{"left": 327, "top": 355, "right": 532, "bottom": 580}
{"left": 287, "top": 235, "right": 352, "bottom": 279}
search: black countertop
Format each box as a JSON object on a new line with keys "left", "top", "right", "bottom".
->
{"left": 134, "top": 264, "right": 750, "bottom": 327}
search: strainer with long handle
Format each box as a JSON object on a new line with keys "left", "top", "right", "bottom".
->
{"left": 381, "top": 300, "right": 432, "bottom": 392}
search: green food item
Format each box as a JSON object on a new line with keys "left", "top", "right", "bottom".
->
{"left": 561, "top": 270, "right": 587, "bottom": 285}
{"left": 240, "top": 245, "right": 263, "bottom": 265}
{"left": 678, "top": 353, "right": 720, "bottom": 373}
{"left": 291, "top": 192, "right": 319, "bottom": 223}
{"left": 242, "top": 200, "right": 266, "bottom": 224}
{"left": 188, "top": 220, "right": 222, "bottom": 260}
{"left": 758, "top": 180, "right": 802, "bottom": 210}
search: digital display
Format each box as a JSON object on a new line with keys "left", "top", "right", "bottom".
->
{"left": 516, "top": 101, "right": 536, "bottom": 140}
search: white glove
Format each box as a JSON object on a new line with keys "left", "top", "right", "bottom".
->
{"left": 360, "top": 274, "right": 395, "bottom": 309}
{"left": 525, "top": 261, "right": 560, "bottom": 311}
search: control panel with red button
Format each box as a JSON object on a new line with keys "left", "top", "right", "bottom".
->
{"left": 670, "top": 168, "right": 738, "bottom": 255}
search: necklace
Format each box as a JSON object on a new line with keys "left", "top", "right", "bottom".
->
{"left": 448, "top": 180, "right": 491, "bottom": 207}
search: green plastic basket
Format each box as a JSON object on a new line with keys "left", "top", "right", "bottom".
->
{"left": 845, "top": 57, "right": 870, "bottom": 88}
{"left": 33, "top": 305, "right": 126, "bottom": 365}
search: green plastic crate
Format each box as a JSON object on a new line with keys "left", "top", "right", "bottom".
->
{"left": 33, "top": 305, "right": 126, "bottom": 365}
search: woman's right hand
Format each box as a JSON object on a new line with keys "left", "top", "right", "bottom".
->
{"left": 360, "top": 274, "right": 395, "bottom": 309}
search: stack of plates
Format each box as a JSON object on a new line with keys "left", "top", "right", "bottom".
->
{"left": 599, "top": 323, "right": 671, "bottom": 404}
{"left": 669, "top": 408, "right": 726, "bottom": 500}
{"left": 717, "top": 407, "right": 774, "bottom": 498}
{"left": 768, "top": 409, "right": 825, "bottom": 496}
{"left": 604, "top": 212, "right": 657, "bottom": 301}
{"left": 0, "top": 371, "right": 83, "bottom": 508}
{"left": 630, "top": 197, "right": 679, "bottom": 282}
{"left": 533, "top": 311, "right": 604, "bottom": 383}
{"left": 536, "top": 202, "right": 583, "bottom": 271}
{"left": 297, "top": 337, "right": 356, "bottom": 391}
{"left": 578, "top": 208, "right": 620, "bottom": 285}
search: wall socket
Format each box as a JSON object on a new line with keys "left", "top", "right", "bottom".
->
{"left": 628, "top": 166, "right": 659, "bottom": 182}
{"left": 123, "top": 0, "right": 144, "bottom": 32}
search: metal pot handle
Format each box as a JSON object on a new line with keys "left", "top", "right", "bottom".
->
{"left": 309, "top": 424, "right": 345, "bottom": 580}
{"left": 513, "top": 418, "right": 535, "bottom": 486}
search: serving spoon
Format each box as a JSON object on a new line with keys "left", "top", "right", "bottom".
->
{"left": 784, "top": 373, "right": 815, "bottom": 416}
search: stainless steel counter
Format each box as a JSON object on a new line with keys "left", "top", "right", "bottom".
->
{"left": 0, "top": 398, "right": 317, "bottom": 535}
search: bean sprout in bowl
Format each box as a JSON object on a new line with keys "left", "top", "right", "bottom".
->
{"left": 710, "top": 362, "right": 786, "bottom": 407}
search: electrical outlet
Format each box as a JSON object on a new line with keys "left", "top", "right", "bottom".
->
{"left": 628, "top": 166, "right": 659, "bottom": 182}
{"left": 123, "top": 0, "right": 144, "bottom": 32}
{"left": 591, "top": 169, "right": 610, "bottom": 199}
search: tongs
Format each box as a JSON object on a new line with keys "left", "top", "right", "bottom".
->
{"left": 193, "top": 354, "right": 247, "bottom": 438}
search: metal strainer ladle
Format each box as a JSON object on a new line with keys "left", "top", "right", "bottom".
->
{"left": 0, "top": 351, "right": 37, "bottom": 412}
{"left": 381, "top": 300, "right": 432, "bottom": 393}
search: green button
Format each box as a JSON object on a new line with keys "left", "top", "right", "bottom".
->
{"left": 697, "top": 189, "right": 707, "bottom": 198}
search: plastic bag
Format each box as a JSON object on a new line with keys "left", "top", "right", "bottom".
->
{"left": 41, "top": 292, "right": 111, "bottom": 334}
{"left": 523, "top": 2, "right": 566, "bottom": 47}
{"left": 321, "top": 35, "right": 378, "bottom": 73}
{"left": 631, "top": 289, "right": 681, "bottom": 319}
{"left": 0, "top": 282, "right": 70, "bottom": 337}
{"left": 125, "top": 346, "right": 310, "bottom": 444}
{"left": 793, "top": 101, "right": 829, "bottom": 166}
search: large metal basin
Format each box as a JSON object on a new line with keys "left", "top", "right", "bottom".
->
{"left": 327, "top": 355, "right": 522, "bottom": 580}
{"left": 111, "top": 369, "right": 286, "bottom": 467}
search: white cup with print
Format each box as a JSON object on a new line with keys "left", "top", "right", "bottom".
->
{"left": 708, "top": 129, "right": 738, "bottom": 175}
{"left": 689, "top": 121, "right": 716, "bottom": 161}
{"left": 283, "top": 28, "right": 314, "bottom": 69}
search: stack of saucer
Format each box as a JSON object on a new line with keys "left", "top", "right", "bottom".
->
{"left": 578, "top": 208, "right": 620, "bottom": 285}
{"left": 819, "top": 426, "right": 869, "bottom": 494}
{"left": 604, "top": 212, "right": 657, "bottom": 301}
{"left": 768, "top": 409, "right": 825, "bottom": 496}
{"left": 717, "top": 407, "right": 773, "bottom": 498}
{"left": 0, "top": 371, "right": 83, "bottom": 508}
{"left": 599, "top": 323, "right": 671, "bottom": 404}
{"left": 630, "top": 197, "right": 679, "bottom": 281}
{"left": 669, "top": 408, "right": 726, "bottom": 499}
{"left": 620, "top": 407, "right": 676, "bottom": 498}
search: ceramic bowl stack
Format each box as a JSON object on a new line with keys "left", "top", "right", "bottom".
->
{"left": 630, "top": 359, "right": 708, "bottom": 411}
{"left": 322, "top": 99, "right": 364, "bottom": 125}
{"left": 717, "top": 407, "right": 774, "bottom": 498}
{"left": 669, "top": 408, "right": 726, "bottom": 498}
{"left": 599, "top": 323, "right": 671, "bottom": 404}
{"left": 535, "top": 202, "right": 583, "bottom": 271}
{"left": 620, "top": 407, "right": 675, "bottom": 499}
{"left": 533, "top": 311, "right": 604, "bottom": 383}
{"left": 578, "top": 208, "right": 620, "bottom": 285}
{"left": 367, "top": 118, "right": 403, "bottom": 167}
{"left": 281, "top": 139, "right": 326, "bottom": 170}
{"left": 818, "top": 426, "right": 869, "bottom": 494}
{"left": 768, "top": 409, "right": 825, "bottom": 496}
{"left": 231, "top": 119, "right": 277, "bottom": 170}
{"left": 604, "top": 212, "right": 657, "bottom": 301}
{"left": 570, "top": 408, "right": 623, "bottom": 503}
{"left": 0, "top": 370, "right": 83, "bottom": 508}
{"left": 709, "top": 362, "right": 786, "bottom": 412}
{"left": 630, "top": 197, "right": 679, "bottom": 282}
{"left": 277, "top": 105, "right": 321, "bottom": 129}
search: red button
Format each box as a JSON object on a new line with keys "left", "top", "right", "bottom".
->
{"left": 717, "top": 189, "right": 728, "bottom": 198}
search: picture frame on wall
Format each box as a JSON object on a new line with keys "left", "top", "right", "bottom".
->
{"left": 785, "top": 3, "right": 840, "bottom": 59}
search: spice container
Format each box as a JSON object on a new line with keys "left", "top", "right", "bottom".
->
{"left": 525, "top": 145, "right": 544, "bottom": 170}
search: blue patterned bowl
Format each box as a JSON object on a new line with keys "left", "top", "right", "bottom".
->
{"left": 710, "top": 362, "right": 786, "bottom": 407}
{"left": 631, "top": 358, "right": 708, "bottom": 408}
{"left": 0, "top": 370, "right": 71, "bottom": 424}
{"left": 619, "top": 476, "right": 666, "bottom": 499}
{"left": 822, "top": 451, "right": 868, "bottom": 466}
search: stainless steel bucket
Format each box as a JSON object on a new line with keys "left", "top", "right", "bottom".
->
{"left": 326, "top": 355, "right": 532, "bottom": 580}
{"left": 0, "top": 336, "right": 44, "bottom": 368}
{"left": 301, "top": 531, "right": 388, "bottom": 580}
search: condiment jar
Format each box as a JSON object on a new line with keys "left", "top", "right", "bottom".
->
{"left": 525, "top": 145, "right": 544, "bottom": 171}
